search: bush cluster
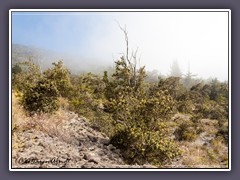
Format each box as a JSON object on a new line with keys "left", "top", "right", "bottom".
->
{"left": 21, "top": 78, "right": 59, "bottom": 113}
{"left": 12, "top": 56, "right": 228, "bottom": 166}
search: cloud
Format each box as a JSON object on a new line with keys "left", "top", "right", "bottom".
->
{"left": 81, "top": 12, "right": 228, "bottom": 81}
{"left": 12, "top": 11, "right": 229, "bottom": 81}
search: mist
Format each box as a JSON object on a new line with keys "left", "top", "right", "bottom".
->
{"left": 12, "top": 11, "right": 229, "bottom": 81}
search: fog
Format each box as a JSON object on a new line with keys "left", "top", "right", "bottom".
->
{"left": 12, "top": 11, "right": 229, "bottom": 81}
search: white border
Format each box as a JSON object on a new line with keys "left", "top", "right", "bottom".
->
{"left": 228, "top": 9, "right": 231, "bottom": 172}
{"left": 9, "top": 9, "right": 231, "bottom": 171}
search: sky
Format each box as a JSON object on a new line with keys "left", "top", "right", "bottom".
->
{"left": 12, "top": 11, "right": 229, "bottom": 81}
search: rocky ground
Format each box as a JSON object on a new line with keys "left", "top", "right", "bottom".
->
{"left": 12, "top": 111, "right": 228, "bottom": 169}
{"left": 12, "top": 115, "right": 155, "bottom": 169}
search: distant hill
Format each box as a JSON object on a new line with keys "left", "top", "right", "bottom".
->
{"left": 11, "top": 44, "right": 113, "bottom": 75}
{"left": 12, "top": 44, "right": 60, "bottom": 68}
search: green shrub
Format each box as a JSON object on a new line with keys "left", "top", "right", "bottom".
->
{"left": 68, "top": 73, "right": 106, "bottom": 119}
{"left": 43, "top": 60, "right": 71, "bottom": 98}
{"left": 12, "top": 64, "right": 22, "bottom": 75}
{"left": 12, "top": 60, "right": 41, "bottom": 92}
{"left": 22, "top": 78, "right": 59, "bottom": 114}
{"left": 102, "top": 56, "right": 182, "bottom": 165}
{"left": 217, "top": 122, "right": 228, "bottom": 144}
{"left": 105, "top": 86, "right": 180, "bottom": 165}
{"left": 198, "top": 101, "right": 228, "bottom": 120}
{"left": 174, "top": 121, "right": 197, "bottom": 141}
{"left": 111, "top": 124, "right": 181, "bottom": 165}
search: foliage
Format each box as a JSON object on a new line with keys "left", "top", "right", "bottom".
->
{"left": 104, "top": 58, "right": 181, "bottom": 165}
{"left": 68, "top": 72, "right": 106, "bottom": 120}
{"left": 12, "top": 59, "right": 41, "bottom": 92}
{"left": 217, "top": 122, "right": 228, "bottom": 145}
{"left": 12, "top": 64, "right": 22, "bottom": 75}
{"left": 21, "top": 78, "right": 59, "bottom": 114}
{"left": 175, "top": 81, "right": 228, "bottom": 121}
{"left": 158, "top": 76, "right": 186, "bottom": 100}
{"left": 174, "top": 120, "right": 197, "bottom": 142}
{"left": 111, "top": 125, "right": 181, "bottom": 165}
{"left": 44, "top": 60, "right": 71, "bottom": 97}
{"left": 11, "top": 36, "right": 228, "bottom": 167}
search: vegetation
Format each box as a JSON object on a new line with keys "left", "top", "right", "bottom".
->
{"left": 12, "top": 56, "right": 229, "bottom": 167}
{"left": 21, "top": 78, "right": 59, "bottom": 113}
{"left": 11, "top": 28, "right": 228, "bottom": 168}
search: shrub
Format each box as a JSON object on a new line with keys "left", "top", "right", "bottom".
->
{"left": 12, "top": 60, "right": 41, "bottom": 92}
{"left": 197, "top": 101, "right": 228, "bottom": 120}
{"left": 68, "top": 73, "right": 105, "bottom": 119}
{"left": 174, "top": 120, "right": 197, "bottom": 142}
{"left": 44, "top": 60, "right": 71, "bottom": 98}
{"left": 105, "top": 86, "right": 180, "bottom": 165}
{"left": 12, "top": 64, "right": 22, "bottom": 75}
{"left": 22, "top": 78, "right": 59, "bottom": 114}
{"left": 217, "top": 121, "right": 228, "bottom": 144}
{"left": 101, "top": 54, "right": 182, "bottom": 165}
{"left": 110, "top": 124, "right": 181, "bottom": 165}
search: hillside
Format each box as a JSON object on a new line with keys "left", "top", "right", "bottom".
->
{"left": 11, "top": 56, "right": 229, "bottom": 169}
{"left": 12, "top": 117, "right": 155, "bottom": 168}
{"left": 12, "top": 44, "right": 112, "bottom": 75}
{"left": 12, "top": 94, "right": 154, "bottom": 168}
{"left": 12, "top": 92, "right": 228, "bottom": 168}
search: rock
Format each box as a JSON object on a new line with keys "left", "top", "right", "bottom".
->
{"left": 107, "top": 144, "right": 116, "bottom": 151}
{"left": 71, "top": 139, "right": 81, "bottom": 146}
{"left": 89, "top": 147, "right": 95, "bottom": 151}
{"left": 88, "top": 159, "right": 99, "bottom": 164}
{"left": 97, "top": 150, "right": 105, "bottom": 156}
{"left": 81, "top": 162, "right": 95, "bottom": 168}
{"left": 88, "top": 135, "right": 97, "bottom": 142}
{"left": 83, "top": 154, "right": 90, "bottom": 160}
{"left": 113, "top": 149, "right": 121, "bottom": 154}
{"left": 12, "top": 115, "right": 157, "bottom": 169}
{"left": 83, "top": 152, "right": 96, "bottom": 161}
{"left": 98, "top": 138, "right": 110, "bottom": 145}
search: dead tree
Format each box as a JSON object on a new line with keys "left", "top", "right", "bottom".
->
{"left": 116, "top": 21, "right": 143, "bottom": 89}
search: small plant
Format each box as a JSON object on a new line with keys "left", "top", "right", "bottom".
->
{"left": 174, "top": 121, "right": 197, "bottom": 142}
{"left": 217, "top": 121, "right": 228, "bottom": 145}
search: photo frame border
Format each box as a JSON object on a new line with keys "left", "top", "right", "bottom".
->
{"left": 9, "top": 9, "right": 231, "bottom": 172}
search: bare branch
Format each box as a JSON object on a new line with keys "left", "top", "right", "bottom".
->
{"left": 131, "top": 47, "right": 139, "bottom": 87}
{"left": 115, "top": 20, "right": 132, "bottom": 69}
{"left": 138, "top": 53, "right": 142, "bottom": 69}
{"left": 115, "top": 20, "right": 144, "bottom": 89}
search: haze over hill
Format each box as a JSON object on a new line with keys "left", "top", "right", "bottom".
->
{"left": 12, "top": 43, "right": 228, "bottom": 83}
{"left": 12, "top": 11, "right": 229, "bottom": 81}
{"left": 12, "top": 44, "right": 113, "bottom": 75}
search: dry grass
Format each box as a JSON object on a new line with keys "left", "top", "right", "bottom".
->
{"left": 57, "top": 97, "right": 70, "bottom": 111}
{"left": 168, "top": 115, "right": 228, "bottom": 168}
{"left": 199, "top": 119, "right": 219, "bottom": 134}
{"left": 178, "top": 139, "right": 228, "bottom": 168}
{"left": 12, "top": 92, "right": 29, "bottom": 131}
{"left": 12, "top": 93, "right": 76, "bottom": 148}
{"left": 12, "top": 92, "right": 29, "bottom": 150}
{"left": 23, "top": 109, "right": 76, "bottom": 143}
{"left": 179, "top": 142, "right": 212, "bottom": 168}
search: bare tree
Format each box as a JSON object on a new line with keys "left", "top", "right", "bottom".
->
{"left": 115, "top": 21, "right": 143, "bottom": 88}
